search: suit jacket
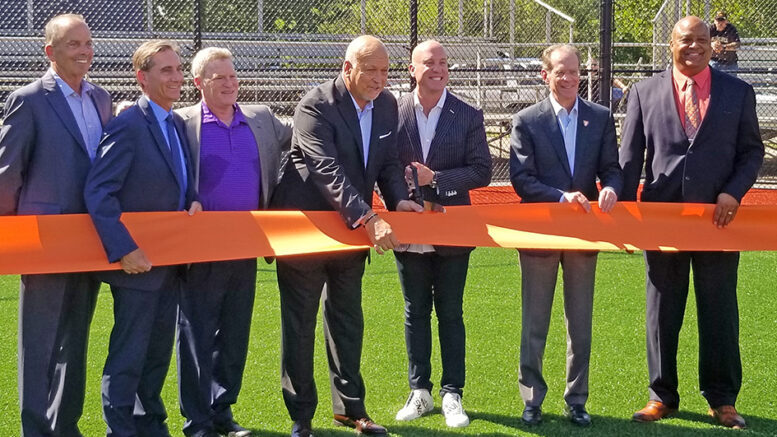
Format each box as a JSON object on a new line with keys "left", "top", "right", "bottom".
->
{"left": 270, "top": 75, "right": 408, "bottom": 227}
{"left": 176, "top": 103, "right": 292, "bottom": 209}
{"left": 510, "top": 96, "right": 623, "bottom": 203}
{"left": 84, "top": 95, "right": 197, "bottom": 291}
{"left": 619, "top": 68, "right": 764, "bottom": 203}
{"left": 0, "top": 70, "right": 112, "bottom": 215}
{"left": 397, "top": 91, "right": 492, "bottom": 254}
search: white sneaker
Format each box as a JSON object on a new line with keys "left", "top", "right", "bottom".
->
{"left": 395, "top": 389, "right": 434, "bottom": 421}
{"left": 442, "top": 392, "right": 470, "bottom": 428}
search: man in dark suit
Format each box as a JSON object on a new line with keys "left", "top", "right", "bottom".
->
{"left": 510, "top": 44, "right": 622, "bottom": 427}
{"left": 270, "top": 35, "right": 422, "bottom": 437}
{"left": 392, "top": 40, "right": 491, "bottom": 428}
{"left": 84, "top": 40, "right": 201, "bottom": 437}
{"left": 620, "top": 16, "right": 763, "bottom": 429}
{"left": 175, "top": 47, "right": 292, "bottom": 437}
{"left": 0, "top": 14, "right": 112, "bottom": 437}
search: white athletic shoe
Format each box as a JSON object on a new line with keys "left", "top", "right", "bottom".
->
{"left": 442, "top": 392, "right": 470, "bottom": 428}
{"left": 395, "top": 389, "right": 434, "bottom": 421}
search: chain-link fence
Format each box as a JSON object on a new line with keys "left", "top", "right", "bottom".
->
{"left": 1, "top": 0, "right": 776, "bottom": 186}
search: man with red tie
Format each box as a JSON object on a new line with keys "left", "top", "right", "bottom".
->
{"left": 620, "top": 16, "right": 763, "bottom": 429}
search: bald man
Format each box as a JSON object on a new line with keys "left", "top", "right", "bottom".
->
{"left": 621, "top": 16, "right": 763, "bottom": 429}
{"left": 270, "top": 35, "right": 422, "bottom": 437}
{"left": 393, "top": 40, "right": 491, "bottom": 428}
{"left": 0, "top": 14, "right": 112, "bottom": 436}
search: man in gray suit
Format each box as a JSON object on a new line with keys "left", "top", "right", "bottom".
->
{"left": 393, "top": 40, "right": 491, "bottom": 428}
{"left": 270, "top": 35, "right": 422, "bottom": 437}
{"left": 0, "top": 14, "right": 112, "bottom": 437}
{"left": 175, "top": 47, "right": 291, "bottom": 437}
{"left": 509, "top": 44, "right": 622, "bottom": 427}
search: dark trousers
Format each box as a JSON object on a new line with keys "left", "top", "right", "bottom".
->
{"left": 177, "top": 259, "right": 257, "bottom": 436}
{"left": 19, "top": 273, "right": 100, "bottom": 437}
{"left": 394, "top": 251, "right": 470, "bottom": 396}
{"left": 518, "top": 250, "right": 596, "bottom": 407}
{"left": 644, "top": 250, "right": 742, "bottom": 408}
{"left": 276, "top": 251, "right": 369, "bottom": 421}
{"left": 102, "top": 273, "right": 178, "bottom": 437}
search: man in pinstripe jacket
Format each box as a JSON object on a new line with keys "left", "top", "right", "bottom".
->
{"left": 393, "top": 40, "right": 492, "bottom": 428}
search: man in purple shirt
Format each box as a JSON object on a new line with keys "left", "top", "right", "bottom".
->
{"left": 176, "top": 47, "right": 292, "bottom": 437}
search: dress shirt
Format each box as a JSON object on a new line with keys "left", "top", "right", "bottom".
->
{"left": 405, "top": 89, "right": 448, "bottom": 254}
{"left": 672, "top": 66, "right": 711, "bottom": 130}
{"left": 413, "top": 89, "right": 447, "bottom": 161}
{"left": 549, "top": 94, "right": 579, "bottom": 204}
{"left": 349, "top": 93, "right": 373, "bottom": 168}
{"left": 198, "top": 102, "right": 261, "bottom": 211}
{"left": 51, "top": 69, "right": 102, "bottom": 160}
{"left": 146, "top": 96, "right": 188, "bottom": 195}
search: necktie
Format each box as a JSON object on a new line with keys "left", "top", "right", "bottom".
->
{"left": 165, "top": 114, "right": 187, "bottom": 209}
{"left": 684, "top": 78, "right": 701, "bottom": 141}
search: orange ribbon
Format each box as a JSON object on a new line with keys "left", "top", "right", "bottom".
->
{"left": 2, "top": 202, "right": 776, "bottom": 275}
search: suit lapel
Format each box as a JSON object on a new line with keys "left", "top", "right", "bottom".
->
{"left": 41, "top": 72, "right": 89, "bottom": 156}
{"left": 334, "top": 77, "right": 366, "bottom": 169}
{"left": 399, "top": 94, "right": 424, "bottom": 162}
{"left": 696, "top": 68, "right": 721, "bottom": 141}
{"left": 572, "top": 99, "right": 591, "bottom": 183}
{"left": 242, "top": 105, "right": 273, "bottom": 205}
{"left": 138, "top": 96, "right": 180, "bottom": 187}
{"left": 540, "top": 98, "right": 572, "bottom": 178}
{"left": 426, "top": 93, "right": 456, "bottom": 165}
{"left": 657, "top": 70, "right": 687, "bottom": 141}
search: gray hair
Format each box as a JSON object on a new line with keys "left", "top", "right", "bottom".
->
{"left": 191, "top": 47, "right": 234, "bottom": 79}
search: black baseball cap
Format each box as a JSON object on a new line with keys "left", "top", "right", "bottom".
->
{"left": 715, "top": 11, "right": 728, "bottom": 21}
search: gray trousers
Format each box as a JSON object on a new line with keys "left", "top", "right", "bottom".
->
{"left": 19, "top": 273, "right": 100, "bottom": 437}
{"left": 518, "top": 250, "right": 596, "bottom": 407}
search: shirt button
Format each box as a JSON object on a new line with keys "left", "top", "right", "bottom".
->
{"left": 685, "top": 176, "right": 691, "bottom": 181}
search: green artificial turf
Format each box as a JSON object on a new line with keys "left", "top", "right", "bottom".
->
{"left": 0, "top": 249, "right": 775, "bottom": 436}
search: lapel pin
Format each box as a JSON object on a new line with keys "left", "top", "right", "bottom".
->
{"left": 583, "top": 120, "right": 589, "bottom": 127}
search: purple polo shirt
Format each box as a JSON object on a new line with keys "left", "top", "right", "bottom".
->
{"left": 198, "top": 102, "right": 261, "bottom": 211}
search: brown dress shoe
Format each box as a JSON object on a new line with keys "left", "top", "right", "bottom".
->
{"left": 632, "top": 401, "right": 678, "bottom": 422}
{"left": 333, "top": 414, "right": 387, "bottom": 435}
{"left": 709, "top": 405, "right": 747, "bottom": 429}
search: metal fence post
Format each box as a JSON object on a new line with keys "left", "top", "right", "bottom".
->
{"left": 410, "top": 0, "right": 418, "bottom": 90}
{"left": 599, "top": 0, "right": 613, "bottom": 108}
{"left": 194, "top": 0, "right": 203, "bottom": 52}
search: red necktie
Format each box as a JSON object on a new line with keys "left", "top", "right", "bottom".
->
{"left": 684, "top": 77, "right": 701, "bottom": 141}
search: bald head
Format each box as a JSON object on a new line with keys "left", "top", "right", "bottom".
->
{"left": 410, "top": 40, "right": 449, "bottom": 99}
{"left": 670, "top": 16, "right": 711, "bottom": 76}
{"left": 411, "top": 40, "right": 446, "bottom": 63}
{"left": 342, "top": 35, "right": 390, "bottom": 110}
{"left": 344, "top": 35, "right": 388, "bottom": 66}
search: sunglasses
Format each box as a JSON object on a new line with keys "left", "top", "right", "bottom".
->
{"left": 715, "top": 17, "right": 727, "bottom": 21}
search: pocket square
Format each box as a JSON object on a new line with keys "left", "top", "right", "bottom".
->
{"left": 379, "top": 131, "right": 392, "bottom": 139}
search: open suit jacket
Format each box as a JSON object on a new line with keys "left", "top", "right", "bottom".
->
{"left": 619, "top": 67, "right": 763, "bottom": 203}
{"left": 396, "top": 91, "right": 492, "bottom": 255}
{"left": 270, "top": 75, "right": 407, "bottom": 222}
{"left": 0, "top": 69, "right": 112, "bottom": 215}
{"left": 85, "top": 95, "right": 197, "bottom": 291}
{"left": 510, "top": 96, "right": 623, "bottom": 203}
{"left": 176, "top": 103, "right": 292, "bottom": 209}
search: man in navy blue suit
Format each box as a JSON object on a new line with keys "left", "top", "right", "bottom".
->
{"left": 0, "top": 14, "right": 112, "bottom": 437}
{"left": 84, "top": 40, "right": 201, "bottom": 437}
{"left": 621, "top": 16, "right": 763, "bottom": 429}
{"left": 393, "top": 40, "right": 491, "bottom": 428}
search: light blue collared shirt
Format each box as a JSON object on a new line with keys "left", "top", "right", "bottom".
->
{"left": 146, "top": 96, "right": 188, "bottom": 194}
{"left": 549, "top": 94, "right": 579, "bottom": 177}
{"left": 51, "top": 69, "right": 102, "bottom": 160}
{"left": 349, "top": 93, "right": 374, "bottom": 168}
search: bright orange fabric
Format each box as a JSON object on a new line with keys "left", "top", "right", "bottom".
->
{"left": 2, "top": 202, "right": 776, "bottom": 275}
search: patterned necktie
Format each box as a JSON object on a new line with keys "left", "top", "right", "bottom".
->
{"left": 684, "top": 77, "right": 701, "bottom": 141}
{"left": 165, "top": 114, "right": 187, "bottom": 210}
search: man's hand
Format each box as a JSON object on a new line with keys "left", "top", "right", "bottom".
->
{"left": 711, "top": 39, "right": 723, "bottom": 53}
{"left": 188, "top": 201, "right": 203, "bottom": 215}
{"left": 598, "top": 187, "right": 618, "bottom": 213}
{"left": 365, "top": 216, "right": 398, "bottom": 255}
{"left": 396, "top": 199, "right": 424, "bottom": 213}
{"left": 713, "top": 192, "right": 739, "bottom": 228}
{"left": 562, "top": 191, "right": 592, "bottom": 213}
{"left": 405, "top": 162, "right": 435, "bottom": 186}
{"left": 120, "top": 248, "right": 152, "bottom": 274}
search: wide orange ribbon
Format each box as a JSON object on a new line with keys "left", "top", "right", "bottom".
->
{"left": 2, "top": 202, "right": 776, "bottom": 275}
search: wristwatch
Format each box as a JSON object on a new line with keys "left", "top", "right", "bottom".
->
{"left": 429, "top": 171, "right": 438, "bottom": 189}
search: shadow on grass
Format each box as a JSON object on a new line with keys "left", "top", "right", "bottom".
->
{"left": 462, "top": 410, "right": 777, "bottom": 436}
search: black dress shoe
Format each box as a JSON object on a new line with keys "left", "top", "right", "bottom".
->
{"left": 565, "top": 404, "right": 592, "bottom": 427}
{"left": 333, "top": 414, "right": 387, "bottom": 435}
{"left": 291, "top": 420, "right": 313, "bottom": 437}
{"left": 214, "top": 419, "right": 252, "bottom": 437}
{"left": 190, "top": 430, "right": 221, "bottom": 437}
{"left": 522, "top": 406, "right": 542, "bottom": 426}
